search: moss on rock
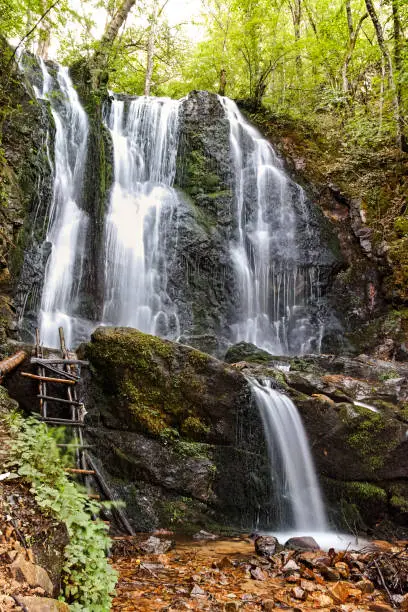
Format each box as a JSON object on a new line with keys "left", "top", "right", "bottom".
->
{"left": 84, "top": 326, "right": 246, "bottom": 442}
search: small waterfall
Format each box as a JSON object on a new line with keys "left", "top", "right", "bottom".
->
{"left": 250, "top": 378, "right": 327, "bottom": 531}
{"left": 102, "top": 96, "right": 181, "bottom": 338}
{"left": 219, "top": 97, "right": 322, "bottom": 355}
{"left": 35, "top": 63, "right": 90, "bottom": 348}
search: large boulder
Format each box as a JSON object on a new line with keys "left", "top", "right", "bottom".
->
{"left": 80, "top": 327, "right": 273, "bottom": 531}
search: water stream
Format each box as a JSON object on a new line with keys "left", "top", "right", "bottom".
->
{"left": 102, "top": 96, "right": 181, "bottom": 337}
{"left": 34, "top": 62, "right": 90, "bottom": 349}
{"left": 220, "top": 97, "right": 323, "bottom": 355}
{"left": 250, "top": 378, "right": 327, "bottom": 531}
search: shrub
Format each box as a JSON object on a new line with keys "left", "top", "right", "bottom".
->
{"left": 5, "top": 412, "right": 117, "bottom": 611}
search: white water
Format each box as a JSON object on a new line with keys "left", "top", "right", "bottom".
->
{"left": 34, "top": 64, "right": 90, "bottom": 349}
{"left": 250, "top": 379, "right": 327, "bottom": 531}
{"left": 220, "top": 97, "right": 322, "bottom": 355}
{"left": 103, "top": 96, "right": 181, "bottom": 337}
{"left": 267, "top": 530, "right": 369, "bottom": 551}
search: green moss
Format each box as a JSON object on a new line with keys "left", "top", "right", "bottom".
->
{"left": 323, "top": 477, "right": 387, "bottom": 530}
{"left": 341, "top": 405, "right": 399, "bottom": 472}
{"left": 86, "top": 328, "right": 217, "bottom": 440}
{"left": 378, "top": 370, "right": 399, "bottom": 381}
{"left": 206, "top": 190, "right": 232, "bottom": 199}
{"left": 394, "top": 216, "right": 408, "bottom": 237}
{"left": 174, "top": 440, "right": 211, "bottom": 459}
{"left": 181, "top": 416, "right": 210, "bottom": 439}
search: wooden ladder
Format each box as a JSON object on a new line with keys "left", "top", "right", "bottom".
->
{"left": 22, "top": 327, "right": 134, "bottom": 535}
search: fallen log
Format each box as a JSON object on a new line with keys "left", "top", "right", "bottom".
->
{"left": 0, "top": 350, "right": 27, "bottom": 382}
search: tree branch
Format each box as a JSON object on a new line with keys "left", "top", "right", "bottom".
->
{"left": 7, "top": 0, "right": 62, "bottom": 67}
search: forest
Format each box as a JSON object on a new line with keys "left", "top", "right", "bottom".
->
{"left": 1, "top": 0, "right": 407, "bottom": 148}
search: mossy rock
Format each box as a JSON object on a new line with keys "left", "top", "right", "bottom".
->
{"left": 394, "top": 216, "right": 408, "bottom": 238}
{"left": 224, "top": 342, "right": 277, "bottom": 364}
{"left": 323, "top": 477, "right": 387, "bottom": 531}
{"left": 84, "top": 327, "right": 247, "bottom": 443}
{"left": 339, "top": 404, "right": 402, "bottom": 473}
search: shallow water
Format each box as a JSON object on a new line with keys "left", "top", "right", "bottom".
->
{"left": 265, "top": 530, "right": 370, "bottom": 551}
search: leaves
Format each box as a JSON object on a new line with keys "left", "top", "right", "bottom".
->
{"left": 5, "top": 412, "right": 117, "bottom": 611}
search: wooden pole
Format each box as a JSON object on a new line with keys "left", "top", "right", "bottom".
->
{"left": 21, "top": 372, "right": 76, "bottom": 385}
{"left": 65, "top": 468, "right": 96, "bottom": 475}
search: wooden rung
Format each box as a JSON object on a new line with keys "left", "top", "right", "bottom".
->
{"left": 37, "top": 394, "right": 83, "bottom": 406}
{"left": 31, "top": 358, "right": 89, "bottom": 365}
{"left": 57, "top": 444, "right": 94, "bottom": 449}
{"left": 31, "top": 361, "right": 80, "bottom": 381}
{"left": 88, "top": 494, "right": 100, "bottom": 500}
{"left": 65, "top": 468, "right": 95, "bottom": 475}
{"left": 36, "top": 417, "right": 85, "bottom": 427}
{"left": 21, "top": 372, "right": 76, "bottom": 385}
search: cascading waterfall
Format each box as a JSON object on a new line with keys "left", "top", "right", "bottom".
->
{"left": 102, "top": 96, "right": 181, "bottom": 337}
{"left": 250, "top": 378, "right": 327, "bottom": 531}
{"left": 34, "top": 62, "right": 90, "bottom": 349}
{"left": 219, "top": 97, "right": 322, "bottom": 355}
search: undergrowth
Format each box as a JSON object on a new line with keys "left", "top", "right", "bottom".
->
{"left": 5, "top": 412, "right": 117, "bottom": 611}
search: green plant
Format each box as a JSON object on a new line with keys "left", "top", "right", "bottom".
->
{"left": 5, "top": 412, "right": 117, "bottom": 611}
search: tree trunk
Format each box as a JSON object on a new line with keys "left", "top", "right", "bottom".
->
{"left": 391, "top": 0, "right": 407, "bottom": 151}
{"left": 364, "top": 0, "right": 403, "bottom": 150}
{"left": 91, "top": 0, "right": 137, "bottom": 89}
{"left": 218, "top": 69, "right": 227, "bottom": 96}
{"left": 289, "top": 0, "right": 302, "bottom": 75}
{"left": 342, "top": 7, "right": 367, "bottom": 96}
{"left": 144, "top": 17, "right": 156, "bottom": 95}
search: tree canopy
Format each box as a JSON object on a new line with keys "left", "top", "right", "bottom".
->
{"left": 1, "top": 0, "right": 407, "bottom": 150}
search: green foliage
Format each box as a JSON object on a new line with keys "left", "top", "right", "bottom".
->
{"left": 5, "top": 412, "right": 117, "bottom": 611}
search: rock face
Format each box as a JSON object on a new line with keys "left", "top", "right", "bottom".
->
{"left": 80, "top": 327, "right": 273, "bottom": 531}
{"left": 171, "top": 91, "right": 237, "bottom": 354}
{"left": 235, "top": 349, "right": 408, "bottom": 536}
{"left": 0, "top": 43, "right": 54, "bottom": 352}
{"left": 77, "top": 329, "right": 408, "bottom": 536}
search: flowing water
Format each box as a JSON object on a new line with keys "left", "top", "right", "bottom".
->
{"left": 220, "top": 97, "right": 323, "bottom": 355}
{"left": 250, "top": 378, "right": 327, "bottom": 531}
{"left": 22, "top": 61, "right": 332, "bottom": 534}
{"left": 34, "top": 63, "right": 90, "bottom": 349}
{"left": 102, "top": 96, "right": 181, "bottom": 338}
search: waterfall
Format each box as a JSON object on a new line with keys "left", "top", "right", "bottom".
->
{"left": 219, "top": 97, "right": 323, "bottom": 355}
{"left": 34, "top": 63, "right": 90, "bottom": 349}
{"left": 102, "top": 96, "right": 181, "bottom": 338}
{"left": 250, "top": 378, "right": 327, "bottom": 531}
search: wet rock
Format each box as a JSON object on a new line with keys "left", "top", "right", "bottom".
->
{"left": 285, "top": 536, "right": 319, "bottom": 551}
{"left": 139, "top": 536, "right": 174, "bottom": 554}
{"left": 317, "top": 564, "right": 341, "bottom": 581}
{"left": 10, "top": 553, "right": 53, "bottom": 595}
{"left": 254, "top": 535, "right": 280, "bottom": 557}
{"left": 355, "top": 579, "right": 374, "bottom": 594}
{"left": 224, "top": 602, "right": 241, "bottom": 611}
{"left": 224, "top": 342, "right": 275, "bottom": 364}
{"left": 193, "top": 530, "right": 218, "bottom": 540}
{"left": 374, "top": 339, "right": 396, "bottom": 360}
{"left": 282, "top": 559, "right": 300, "bottom": 573}
{"left": 400, "top": 593, "right": 408, "bottom": 611}
{"left": 368, "top": 604, "right": 394, "bottom": 612}
{"left": 17, "top": 597, "right": 69, "bottom": 612}
{"left": 292, "top": 586, "right": 306, "bottom": 600}
{"left": 250, "top": 567, "right": 267, "bottom": 581}
{"left": 190, "top": 584, "right": 206, "bottom": 597}
{"left": 334, "top": 561, "right": 350, "bottom": 578}
{"left": 80, "top": 327, "right": 274, "bottom": 532}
